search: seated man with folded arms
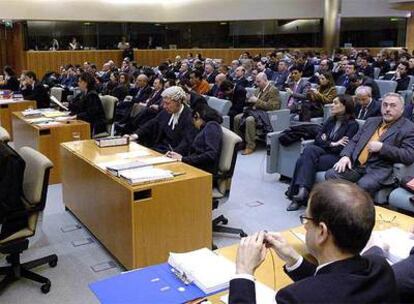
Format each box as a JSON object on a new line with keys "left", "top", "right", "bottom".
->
{"left": 326, "top": 93, "right": 414, "bottom": 197}
{"left": 354, "top": 86, "right": 381, "bottom": 120}
{"left": 125, "top": 86, "right": 196, "bottom": 155}
{"left": 234, "top": 72, "right": 280, "bottom": 155}
{"left": 229, "top": 180, "right": 398, "bottom": 304}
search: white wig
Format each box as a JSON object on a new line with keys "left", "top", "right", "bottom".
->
{"left": 161, "top": 86, "right": 187, "bottom": 102}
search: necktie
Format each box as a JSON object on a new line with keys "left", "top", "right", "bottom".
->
{"left": 358, "top": 123, "right": 388, "bottom": 166}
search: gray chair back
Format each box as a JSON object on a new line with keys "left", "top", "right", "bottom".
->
{"left": 335, "top": 85, "right": 346, "bottom": 95}
{"left": 373, "top": 67, "right": 381, "bottom": 79}
{"left": 99, "top": 95, "right": 118, "bottom": 134}
{"left": 219, "top": 127, "right": 242, "bottom": 175}
{"left": 207, "top": 97, "right": 232, "bottom": 116}
{"left": 50, "top": 87, "right": 63, "bottom": 102}
{"left": 279, "top": 91, "right": 289, "bottom": 109}
{"left": 0, "top": 126, "right": 10, "bottom": 143}
{"left": 374, "top": 80, "right": 398, "bottom": 97}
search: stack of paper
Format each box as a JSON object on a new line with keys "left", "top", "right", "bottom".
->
{"left": 22, "top": 109, "right": 42, "bottom": 117}
{"left": 374, "top": 228, "right": 414, "bottom": 264}
{"left": 168, "top": 248, "right": 236, "bottom": 294}
{"left": 106, "top": 161, "right": 151, "bottom": 177}
{"left": 42, "top": 111, "right": 70, "bottom": 118}
{"left": 120, "top": 167, "right": 174, "bottom": 185}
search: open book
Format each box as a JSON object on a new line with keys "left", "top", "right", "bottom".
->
{"left": 168, "top": 248, "right": 236, "bottom": 295}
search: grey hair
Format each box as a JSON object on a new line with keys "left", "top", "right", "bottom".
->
{"left": 383, "top": 92, "right": 405, "bottom": 104}
{"left": 355, "top": 86, "right": 372, "bottom": 97}
{"left": 161, "top": 86, "right": 187, "bottom": 102}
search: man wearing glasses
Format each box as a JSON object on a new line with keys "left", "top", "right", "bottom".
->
{"left": 229, "top": 180, "right": 398, "bottom": 303}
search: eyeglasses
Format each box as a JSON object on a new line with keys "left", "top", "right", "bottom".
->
{"left": 299, "top": 215, "right": 314, "bottom": 225}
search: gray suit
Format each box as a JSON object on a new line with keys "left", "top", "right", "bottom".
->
{"left": 326, "top": 116, "right": 414, "bottom": 195}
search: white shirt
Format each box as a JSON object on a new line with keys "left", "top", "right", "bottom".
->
{"left": 168, "top": 104, "right": 184, "bottom": 130}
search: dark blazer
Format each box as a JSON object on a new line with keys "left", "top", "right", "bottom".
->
{"left": 68, "top": 90, "right": 106, "bottom": 135}
{"left": 358, "top": 65, "right": 374, "bottom": 78}
{"left": 182, "top": 121, "right": 222, "bottom": 174}
{"left": 336, "top": 74, "right": 350, "bottom": 87}
{"left": 366, "top": 246, "right": 414, "bottom": 304}
{"left": 384, "top": 74, "right": 411, "bottom": 91}
{"left": 234, "top": 76, "right": 249, "bottom": 88}
{"left": 341, "top": 116, "right": 414, "bottom": 183}
{"left": 315, "top": 117, "right": 359, "bottom": 155}
{"left": 271, "top": 71, "right": 289, "bottom": 90}
{"left": 0, "top": 76, "right": 20, "bottom": 92}
{"left": 229, "top": 85, "right": 246, "bottom": 115}
{"left": 135, "top": 105, "right": 197, "bottom": 155}
{"left": 373, "top": 61, "right": 391, "bottom": 76}
{"left": 131, "top": 85, "right": 153, "bottom": 104}
{"left": 229, "top": 255, "right": 398, "bottom": 304}
{"left": 21, "top": 82, "right": 50, "bottom": 108}
{"left": 355, "top": 99, "right": 382, "bottom": 120}
{"left": 205, "top": 71, "right": 218, "bottom": 84}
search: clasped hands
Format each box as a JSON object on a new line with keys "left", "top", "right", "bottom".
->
{"left": 236, "top": 231, "right": 301, "bottom": 275}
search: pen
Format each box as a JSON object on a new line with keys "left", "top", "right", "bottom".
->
{"left": 168, "top": 144, "right": 174, "bottom": 152}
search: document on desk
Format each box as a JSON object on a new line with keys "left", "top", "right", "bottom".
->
{"left": 116, "top": 150, "right": 151, "bottom": 159}
{"left": 370, "top": 228, "right": 414, "bottom": 264}
{"left": 168, "top": 247, "right": 236, "bottom": 294}
{"left": 120, "top": 167, "right": 174, "bottom": 184}
{"left": 220, "top": 280, "right": 277, "bottom": 304}
{"left": 89, "top": 263, "right": 206, "bottom": 304}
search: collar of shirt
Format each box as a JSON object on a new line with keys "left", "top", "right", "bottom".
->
{"left": 168, "top": 104, "right": 184, "bottom": 130}
{"left": 315, "top": 260, "right": 337, "bottom": 275}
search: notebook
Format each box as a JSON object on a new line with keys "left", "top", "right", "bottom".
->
{"left": 42, "top": 111, "right": 70, "bottom": 118}
{"left": 168, "top": 247, "right": 236, "bottom": 294}
{"left": 106, "top": 161, "right": 151, "bottom": 177}
{"left": 120, "top": 167, "right": 174, "bottom": 185}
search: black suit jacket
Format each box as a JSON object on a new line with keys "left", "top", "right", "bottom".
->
{"left": 21, "top": 82, "right": 50, "bottom": 108}
{"left": 229, "top": 255, "right": 398, "bottom": 304}
{"left": 0, "top": 76, "right": 19, "bottom": 92}
{"left": 341, "top": 116, "right": 414, "bottom": 183}
{"left": 384, "top": 74, "right": 411, "bottom": 91}
{"left": 229, "top": 85, "right": 246, "bottom": 115}
{"left": 234, "top": 77, "right": 249, "bottom": 88}
{"left": 68, "top": 90, "right": 106, "bottom": 135}
{"left": 358, "top": 65, "right": 374, "bottom": 78}
{"left": 131, "top": 85, "right": 153, "bottom": 104}
{"left": 366, "top": 246, "right": 414, "bottom": 304}
{"left": 135, "top": 105, "right": 197, "bottom": 155}
{"left": 205, "top": 71, "right": 218, "bottom": 84}
{"left": 354, "top": 99, "right": 381, "bottom": 120}
{"left": 314, "top": 117, "right": 359, "bottom": 155}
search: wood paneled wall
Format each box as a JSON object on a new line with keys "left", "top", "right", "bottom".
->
{"left": 25, "top": 50, "right": 123, "bottom": 77}
{"left": 24, "top": 47, "right": 402, "bottom": 77}
{"left": 406, "top": 15, "right": 414, "bottom": 53}
{"left": 0, "top": 22, "right": 26, "bottom": 73}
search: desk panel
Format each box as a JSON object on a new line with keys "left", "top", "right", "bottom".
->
{"left": 0, "top": 100, "right": 36, "bottom": 140}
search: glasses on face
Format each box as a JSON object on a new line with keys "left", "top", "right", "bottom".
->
{"left": 299, "top": 215, "right": 314, "bottom": 225}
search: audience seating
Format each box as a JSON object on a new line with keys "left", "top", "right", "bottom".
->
{"left": 50, "top": 87, "right": 64, "bottom": 102}
{"left": 0, "top": 147, "right": 57, "bottom": 294}
{"left": 0, "top": 127, "right": 10, "bottom": 143}
{"left": 94, "top": 95, "right": 118, "bottom": 138}
{"left": 206, "top": 96, "right": 232, "bottom": 129}
{"left": 335, "top": 85, "right": 346, "bottom": 95}
{"left": 212, "top": 127, "right": 247, "bottom": 238}
{"left": 375, "top": 79, "right": 398, "bottom": 97}
{"left": 373, "top": 67, "right": 381, "bottom": 79}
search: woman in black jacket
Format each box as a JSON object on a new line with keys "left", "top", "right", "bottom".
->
{"left": 0, "top": 66, "right": 20, "bottom": 92}
{"left": 68, "top": 72, "right": 106, "bottom": 136}
{"left": 286, "top": 94, "right": 359, "bottom": 211}
{"left": 166, "top": 104, "right": 223, "bottom": 174}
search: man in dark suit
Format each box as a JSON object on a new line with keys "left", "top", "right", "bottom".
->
{"left": 357, "top": 56, "right": 374, "bottom": 78}
{"left": 326, "top": 93, "right": 414, "bottom": 196}
{"left": 203, "top": 62, "right": 218, "bottom": 84}
{"left": 335, "top": 62, "right": 357, "bottom": 88}
{"left": 384, "top": 62, "right": 411, "bottom": 91}
{"left": 21, "top": 71, "right": 50, "bottom": 109}
{"left": 229, "top": 180, "right": 398, "bottom": 304}
{"left": 364, "top": 227, "right": 414, "bottom": 304}
{"left": 285, "top": 65, "right": 311, "bottom": 115}
{"left": 220, "top": 79, "right": 246, "bottom": 130}
{"left": 271, "top": 60, "right": 289, "bottom": 90}
{"left": 233, "top": 66, "right": 249, "bottom": 88}
{"left": 126, "top": 86, "right": 196, "bottom": 155}
{"left": 354, "top": 86, "right": 381, "bottom": 120}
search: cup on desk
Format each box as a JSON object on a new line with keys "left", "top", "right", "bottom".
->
{"left": 72, "top": 131, "right": 81, "bottom": 151}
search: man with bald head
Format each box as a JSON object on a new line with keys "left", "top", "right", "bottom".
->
{"left": 233, "top": 66, "right": 249, "bottom": 88}
{"left": 229, "top": 180, "right": 398, "bottom": 303}
{"left": 234, "top": 72, "right": 280, "bottom": 155}
{"left": 354, "top": 86, "right": 381, "bottom": 120}
{"left": 132, "top": 74, "right": 153, "bottom": 104}
{"left": 326, "top": 93, "right": 414, "bottom": 196}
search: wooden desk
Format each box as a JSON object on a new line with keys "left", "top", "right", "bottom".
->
{"left": 209, "top": 206, "right": 414, "bottom": 303}
{"left": 0, "top": 99, "right": 36, "bottom": 140}
{"left": 60, "top": 140, "right": 212, "bottom": 270}
{"left": 12, "top": 112, "right": 90, "bottom": 184}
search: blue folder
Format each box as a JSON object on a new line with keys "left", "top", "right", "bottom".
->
{"left": 89, "top": 263, "right": 207, "bottom": 303}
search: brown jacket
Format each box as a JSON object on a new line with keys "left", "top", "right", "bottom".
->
{"left": 254, "top": 83, "right": 280, "bottom": 111}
